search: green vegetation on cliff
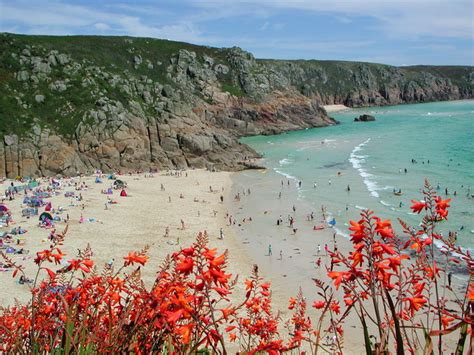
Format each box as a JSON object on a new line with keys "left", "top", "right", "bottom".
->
{"left": 1, "top": 33, "right": 472, "bottom": 139}
{"left": 0, "top": 33, "right": 472, "bottom": 177}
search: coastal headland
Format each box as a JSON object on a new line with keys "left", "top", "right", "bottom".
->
{"left": 1, "top": 33, "right": 472, "bottom": 178}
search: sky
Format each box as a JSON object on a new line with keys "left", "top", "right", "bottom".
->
{"left": 1, "top": 0, "right": 473, "bottom": 66}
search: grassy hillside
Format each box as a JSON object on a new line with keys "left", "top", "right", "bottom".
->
{"left": 0, "top": 33, "right": 472, "bottom": 140}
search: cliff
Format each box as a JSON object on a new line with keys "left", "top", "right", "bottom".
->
{"left": 0, "top": 33, "right": 472, "bottom": 177}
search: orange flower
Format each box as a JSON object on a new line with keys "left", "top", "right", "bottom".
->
{"left": 176, "top": 324, "right": 193, "bottom": 344}
{"left": 467, "top": 282, "right": 474, "bottom": 301}
{"left": 330, "top": 301, "right": 341, "bottom": 314}
{"left": 51, "top": 249, "right": 65, "bottom": 264}
{"left": 435, "top": 196, "right": 451, "bottom": 219}
{"left": 410, "top": 200, "right": 426, "bottom": 214}
{"left": 349, "top": 220, "right": 365, "bottom": 243}
{"left": 44, "top": 268, "right": 56, "bottom": 279}
{"left": 327, "top": 271, "right": 350, "bottom": 290}
{"left": 166, "top": 309, "right": 184, "bottom": 323}
{"left": 312, "top": 301, "right": 325, "bottom": 309}
{"left": 176, "top": 258, "right": 194, "bottom": 274}
{"left": 123, "top": 252, "right": 149, "bottom": 266}
{"left": 210, "top": 253, "right": 226, "bottom": 267}
{"left": 441, "top": 316, "right": 454, "bottom": 329}
{"left": 220, "top": 308, "right": 234, "bottom": 320}
{"left": 403, "top": 296, "right": 427, "bottom": 316}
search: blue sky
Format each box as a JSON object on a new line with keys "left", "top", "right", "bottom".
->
{"left": 1, "top": 0, "right": 473, "bottom": 66}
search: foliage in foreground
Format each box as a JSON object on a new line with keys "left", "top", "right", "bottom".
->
{"left": 0, "top": 181, "right": 473, "bottom": 354}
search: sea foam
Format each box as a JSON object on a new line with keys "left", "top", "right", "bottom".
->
{"left": 349, "top": 138, "right": 380, "bottom": 198}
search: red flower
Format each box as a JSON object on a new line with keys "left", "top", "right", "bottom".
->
{"left": 410, "top": 200, "right": 426, "bottom": 214}
{"left": 312, "top": 301, "right": 326, "bottom": 309}
{"left": 176, "top": 258, "right": 194, "bottom": 274}
{"left": 349, "top": 220, "right": 365, "bottom": 243}
{"left": 123, "top": 252, "right": 149, "bottom": 266}
{"left": 44, "top": 268, "right": 56, "bottom": 279}
{"left": 327, "top": 271, "right": 350, "bottom": 290}
{"left": 403, "top": 296, "right": 427, "bottom": 316}
{"left": 330, "top": 301, "right": 341, "bottom": 314}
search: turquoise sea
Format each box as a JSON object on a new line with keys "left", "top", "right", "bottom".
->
{"left": 241, "top": 100, "right": 474, "bottom": 250}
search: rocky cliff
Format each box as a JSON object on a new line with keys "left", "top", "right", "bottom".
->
{"left": 0, "top": 34, "right": 472, "bottom": 177}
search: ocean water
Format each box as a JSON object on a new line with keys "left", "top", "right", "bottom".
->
{"left": 241, "top": 100, "right": 474, "bottom": 250}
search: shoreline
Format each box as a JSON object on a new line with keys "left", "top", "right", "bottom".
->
{"left": 228, "top": 167, "right": 367, "bottom": 351}
{"left": 323, "top": 104, "right": 350, "bottom": 112}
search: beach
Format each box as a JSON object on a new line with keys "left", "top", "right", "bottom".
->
{"left": 0, "top": 162, "right": 468, "bottom": 353}
{"left": 0, "top": 168, "right": 367, "bottom": 351}
{"left": 323, "top": 104, "right": 349, "bottom": 113}
{"left": 0, "top": 170, "right": 255, "bottom": 307}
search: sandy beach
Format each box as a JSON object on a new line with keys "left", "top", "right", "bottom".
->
{"left": 0, "top": 170, "right": 255, "bottom": 307}
{"left": 323, "top": 104, "right": 349, "bottom": 112}
{"left": 0, "top": 167, "right": 466, "bottom": 353}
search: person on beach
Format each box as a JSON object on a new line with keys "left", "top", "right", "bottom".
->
{"left": 314, "top": 183, "right": 317, "bottom": 188}
{"left": 268, "top": 244, "right": 272, "bottom": 256}
{"left": 328, "top": 179, "right": 331, "bottom": 185}
{"left": 180, "top": 219, "right": 185, "bottom": 230}
{"left": 346, "top": 185, "right": 350, "bottom": 192}
{"left": 278, "top": 192, "right": 281, "bottom": 199}
{"left": 317, "top": 244, "right": 321, "bottom": 255}
{"left": 315, "top": 258, "right": 321, "bottom": 268}
{"left": 298, "top": 181, "right": 302, "bottom": 188}
{"left": 279, "top": 250, "right": 283, "bottom": 260}
{"left": 220, "top": 195, "right": 224, "bottom": 203}
{"left": 219, "top": 228, "right": 224, "bottom": 239}
{"left": 448, "top": 272, "right": 452, "bottom": 287}
{"left": 293, "top": 205, "right": 296, "bottom": 213}
{"left": 164, "top": 226, "right": 170, "bottom": 238}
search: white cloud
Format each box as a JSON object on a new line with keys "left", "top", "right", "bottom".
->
{"left": 187, "top": 0, "right": 473, "bottom": 39}
{"left": 0, "top": 0, "right": 216, "bottom": 44}
{"left": 94, "top": 23, "right": 110, "bottom": 31}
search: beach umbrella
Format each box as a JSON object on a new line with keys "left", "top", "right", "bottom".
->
{"left": 39, "top": 212, "right": 53, "bottom": 222}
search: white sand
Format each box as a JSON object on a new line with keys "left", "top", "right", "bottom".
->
{"left": 0, "top": 170, "right": 254, "bottom": 306}
{"left": 323, "top": 104, "right": 349, "bottom": 112}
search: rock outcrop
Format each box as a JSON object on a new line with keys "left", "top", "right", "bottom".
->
{"left": 0, "top": 34, "right": 472, "bottom": 177}
{"left": 354, "top": 114, "right": 376, "bottom": 122}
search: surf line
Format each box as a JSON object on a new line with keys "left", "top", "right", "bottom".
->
{"left": 348, "top": 138, "right": 381, "bottom": 198}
